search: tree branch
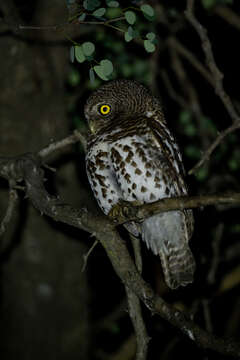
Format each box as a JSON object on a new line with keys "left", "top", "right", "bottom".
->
{"left": 38, "top": 129, "right": 87, "bottom": 159}
{"left": 125, "top": 287, "right": 149, "bottom": 360}
{"left": 126, "top": 235, "right": 149, "bottom": 360}
{"left": 0, "top": 151, "right": 240, "bottom": 357}
{"left": 188, "top": 121, "right": 240, "bottom": 174}
{"left": 185, "top": 0, "right": 240, "bottom": 124}
{"left": 185, "top": 0, "right": 240, "bottom": 174}
{"left": 168, "top": 36, "right": 214, "bottom": 87}
{"left": 18, "top": 16, "right": 125, "bottom": 31}
{"left": 214, "top": 5, "right": 240, "bottom": 32}
{"left": 111, "top": 193, "right": 240, "bottom": 225}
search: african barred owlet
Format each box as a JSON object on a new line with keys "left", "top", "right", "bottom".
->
{"left": 85, "top": 79, "right": 195, "bottom": 289}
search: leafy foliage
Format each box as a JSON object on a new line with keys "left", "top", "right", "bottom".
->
{"left": 201, "top": 0, "right": 233, "bottom": 9}
{"left": 69, "top": 1, "right": 156, "bottom": 82}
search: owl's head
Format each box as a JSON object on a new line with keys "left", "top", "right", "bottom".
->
{"left": 84, "top": 79, "right": 161, "bottom": 134}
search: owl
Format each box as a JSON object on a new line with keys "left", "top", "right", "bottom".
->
{"left": 84, "top": 79, "right": 195, "bottom": 289}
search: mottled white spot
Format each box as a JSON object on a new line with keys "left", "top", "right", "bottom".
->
{"left": 186, "top": 328, "right": 195, "bottom": 341}
{"left": 146, "top": 111, "right": 153, "bottom": 118}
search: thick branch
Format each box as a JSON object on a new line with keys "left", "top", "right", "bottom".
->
{"left": 0, "top": 152, "right": 240, "bottom": 357}
{"left": 126, "top": 235, "right": 149, "bottom": 360}
{"left": 112, "top": 193, "right": 240, "bottom": 225}
{"left": 125, "top": 287, "right": 149, "bottom": 360}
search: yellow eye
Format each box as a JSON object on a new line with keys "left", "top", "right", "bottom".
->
{"left": 99, "top": 104, "right": 111, "bottom": 115}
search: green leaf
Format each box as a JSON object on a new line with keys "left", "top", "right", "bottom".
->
{"left": 124, "top": 31, "right": 133, "bottom": 42}
{"left": 184, "top": 145, "right": 200, "bottom": 159}
{"left": 140, "top": 4, "right": 155, "bottom": 17}
{"left": 179, "top": 110, "right": 192, "bottom": 124}
{"left": 230, "top": 224, "right": 240, "bottom": 233}
{"left": 82, "top": 41, "right": 95, "bottom": 56}
{"left": 201, "top": 0, "right": 216, "bottom": 9}
{"left": 132, "top": 28, "right": 140, "bottom": 38}
{"left": 228, "top": 158, "right": 239, "bottom": 171}
{"left": 124, "top": 10, "right": 136, "bottom": 25}
{"left": 146, "top": 32, "right": 156, "bottom": 41}
{"left": 92, "top": 7, "right": 106, "bottom": 17}
{"left": 78, "top": 13, "right": 86, "bottom": 21}
{"left": 89, "top": 68, "right": 95, "bottom": 84}
{"left": 124, "top": 26, "right": 134, "bottom": 42}
{"left": 74, "top": 45, "right": 86, "bottom": 63}
{"left": 93, "top": 59, "right": 113, "bottom": 81}
{"left": 100, "top": 59, "right": 113, "bottom": 76}
{"left": 69, "top": 46, "right": 75, "bottom": 63}
{"left": 128, "top": 26, "right": 134, "bottom": 36}
{"left": 93, "top": 65, "right": 109, "bottom": 81}
{"left": 185, "top": 124, "right": 197, "bottom": 137}
{"left": 121, "top": 64, "right": 132, "bottom": 77}
{"left": 195, "top": 167, "right": 209, "bottom": 181}
{"left": 67, "top": 0, "right": 76, "bottom": 5}
{"left": 106, "top": 0, "right": 119, "bottom": 7}
{"left": 106, "top": 7, "right": 122, "bottom": 18}
{"left": 201, "top": 116, "right": 217, "bottom": 134}
{"left": 144, "top": 39, "right": 156, "bottom": 53}
{"left": 83, "top": 0, "right": 100, "bottom": 11}
{"left": 133, "top": 59, "right": 147, "bottom": 75}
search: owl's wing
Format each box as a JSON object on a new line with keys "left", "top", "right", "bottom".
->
{"left": 147, "top": 116, "right": 194, "bottom": 235}
{"left": 147, "top": 116, "right": 194, "bottom": 232}
{"left": 147, "top": 117, "right": 186, "bottom": 190}
{"left": 143, "top": 117, "right": 195, "bottom": 288}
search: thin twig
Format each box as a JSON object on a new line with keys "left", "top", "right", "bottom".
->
{"left": 185, "top": 0, "right": 240, "bottom": 124}
{"left": 160, "top": 69, "right": 188, "bottom": 109}
{"left": 202, "top": 299, "right": 213, "bottom": 333}
{"left": 188, "top": 121, "right": 240, "bottom": 174}
{"left": 185, "top": 0, "right": 240, "bottom": 174}
{"left": 18, "top": 16, "right": 125, "bottom": 31}
{"left": 168, "top": 36, "right": 214, "bottom": 87}
{"left": 207, "top": 223, "right": 224, "bottom": 285}
{"left": 214, "top": 6, "right": 240, "bottom": 31}
{"left": 81, "top": 239, "right": 99, "bottom": 272}
{"left": 38, "top": 129, "right": 87, "bottom": 159}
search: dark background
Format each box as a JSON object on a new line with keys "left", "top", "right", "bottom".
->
{"left": 0, "top": 1, "right": 239, "bottom": 359}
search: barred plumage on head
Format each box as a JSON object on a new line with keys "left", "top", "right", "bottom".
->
{"left": 85, "top": 79, "right": 195, "bottom": 289}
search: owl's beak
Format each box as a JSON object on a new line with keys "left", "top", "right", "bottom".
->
{"left": 89, "top": 120, "right": 97, "bottom": 134}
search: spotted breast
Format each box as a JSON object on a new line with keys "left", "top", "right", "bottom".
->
{"left": 85, "top": 79, "right": 195, "bottom": 289}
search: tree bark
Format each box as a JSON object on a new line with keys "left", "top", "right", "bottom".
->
{"left": 0, "top": 2, "right": 90, "bottom": 359}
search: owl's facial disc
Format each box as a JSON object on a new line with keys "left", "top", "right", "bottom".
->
{"left": 85, "top": 101, "right": 114, "bottom": 134}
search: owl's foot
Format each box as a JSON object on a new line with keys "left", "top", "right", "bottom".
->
{"left": 108, "top": 200, "right": 142, "bottom": 223}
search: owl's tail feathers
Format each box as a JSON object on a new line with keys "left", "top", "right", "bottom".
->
{"left": 141, "top": 212, "right": 195, "bottom": 289}
{"left": 159, "top": 245, "right": 196, "bottom": 289}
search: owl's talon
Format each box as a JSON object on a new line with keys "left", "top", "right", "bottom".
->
{"left": 108, "top": 200, "right": 142, "bottom": 221}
